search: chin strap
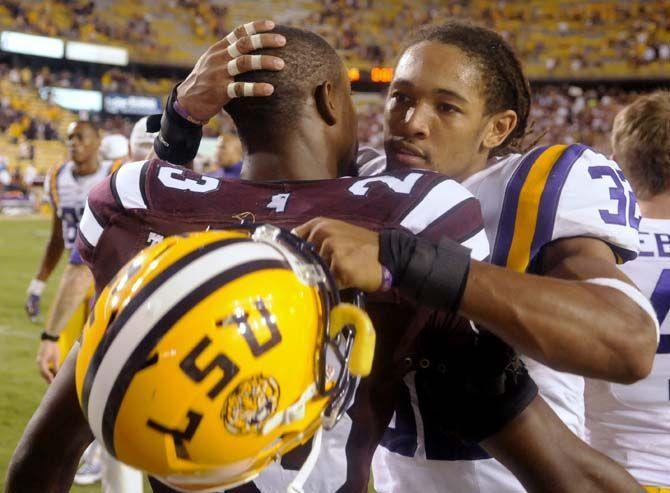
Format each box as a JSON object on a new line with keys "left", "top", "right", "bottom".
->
{"left": 286, "top": 426, "right": 323, "bottom": 493}
{"left": 262, "top": 384, "right": 318, "bottom": 435}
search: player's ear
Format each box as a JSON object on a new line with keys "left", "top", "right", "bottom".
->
{"left": 482, "top": 109, "right": 517, "bottom": 151}
{"left": 315, "top": 80, "right": 337, "bottom": 126}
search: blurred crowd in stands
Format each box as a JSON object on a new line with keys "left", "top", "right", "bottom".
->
{"left": 1, "top": 52, "right": 657, "bottom": 172}
{"left": 0, "top": 64, "right": 60, "bottom": 142}
{"left": 1, "top": 0, "right": 669, "bottom": 76}
{"left": 1, "top": 0, "right": 669, "bottom": 198}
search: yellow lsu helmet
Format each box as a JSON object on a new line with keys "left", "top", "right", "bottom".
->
{"left": 75, "top": 224, "right": 375, "bottom": 492}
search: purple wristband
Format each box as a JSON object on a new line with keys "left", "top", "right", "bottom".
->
{"left": 379, "top": 265, "right": 393, "bottom": 292}
{"left": 173, "top": 98, "right": 209, "bottom": 126}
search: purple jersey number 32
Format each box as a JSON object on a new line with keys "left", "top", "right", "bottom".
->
{"left": 588, "top": 166, "right": 641, "bottom": 230}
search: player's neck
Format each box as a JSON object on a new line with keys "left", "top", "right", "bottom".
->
{"left": 638, "top": 193, "right": 670, "bottom": 219}
{"left": 241, "top": 140, "right": 337, "bottom": 181}
{"left": 456, "top": 154, "right": 490, "bottom": 182}
{"left": 73, "top": 158, "right": 99, "bottom": 176}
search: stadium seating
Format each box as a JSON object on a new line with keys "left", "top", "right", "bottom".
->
{"left": 1, "top": 0, "right": 669, "bottom": 77}
{"left": 1, "top": 1, "right": 667, "bottom": 175}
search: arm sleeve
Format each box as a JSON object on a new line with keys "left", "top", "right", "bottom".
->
{"left": 398, "top": 177, "right": 490, "bottom": 261}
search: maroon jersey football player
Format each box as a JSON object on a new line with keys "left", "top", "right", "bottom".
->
{"left": 77, "top": 156, "right": 491, "bottom": 493}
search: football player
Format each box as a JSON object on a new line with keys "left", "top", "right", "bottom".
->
{"left": 287, "top": 21, "right": 659, "bottom": 493}
{"left": 30, "top": 121, "right": 109, "bottom": 383}
{"left": 78, "top": 25, "right": 489, "bottom": 492}
{"left": 585, "top": 91, "right": 670, "bottom": 491}
{"left": 82, "top": 21, "right": 635, "bottom": 491}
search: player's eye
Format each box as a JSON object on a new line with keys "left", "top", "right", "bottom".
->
{"left": 391, "top": 91, "right": 410, "bottom": 105}
{"left": 437, "top": 102, "right": 460, "bottom": 114}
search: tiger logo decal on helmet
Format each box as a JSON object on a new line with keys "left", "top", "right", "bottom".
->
{"left": 223, "top": 374, "right": 280, "bottom": 435}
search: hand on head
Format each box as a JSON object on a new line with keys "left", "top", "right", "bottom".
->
{"left": 177, "top": 20, "right": 286, "bottom": 123}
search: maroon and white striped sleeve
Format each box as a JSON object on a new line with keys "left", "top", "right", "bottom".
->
{"left": 398, "top": 177, "right": 490, "bottom": 261}
{"left": 76, "top": 160, "right": 150, "bottom": 267}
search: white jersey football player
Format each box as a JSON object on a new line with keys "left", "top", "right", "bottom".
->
{"left": 102, "top": 21, "right": 658, "bottom": 493}
{"left": 30, "top": 121, "right": 114, "bottom": 382}
{"left": 27, "top": 121, "right": 143, "bottom": 493}
{"left": 585, "top": 91, "right": 670, "bottom": 491}
{"left": 310, "top": 22, "right": 658, "bottom": 493}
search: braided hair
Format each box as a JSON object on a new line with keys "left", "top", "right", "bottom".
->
{"left": 403, "top": 21, "right": 532, "bottom": 156}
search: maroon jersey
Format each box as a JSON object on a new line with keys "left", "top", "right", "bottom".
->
{"left": 77, "top": 159, "right": 489, "bottom": 492}
{"left": 78, "top": 159, "right": 487, "bottom": 292}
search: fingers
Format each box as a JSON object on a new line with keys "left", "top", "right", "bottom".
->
{"left": 223, "top": 20, "right": 276, "bottom": 47}
{"left": 292, "top": 217, "right": 329, "bottom": 243}
{"left": 226, "top": 82, "right": 274, "bottom": 99}
{"left": 225, "top": 33, "right": 286, "bottom": 59}
{"left": 37, "top": 356, "right": 55, "bottom": 383}
{"left": 226, "top": 54, "right": 284, "bottom": 76}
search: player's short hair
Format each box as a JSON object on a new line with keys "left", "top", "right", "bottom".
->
{"left": 402, "top": 21, "right": 531, "bottom": 157}
{"left": 225, "top": 25, "right": 343, "bottom": 148}
{"left": 74, "top": 120, "right": 100, "bottom": 134}
{"left": 612, "top": 91, "right": 670, "bottom": 198}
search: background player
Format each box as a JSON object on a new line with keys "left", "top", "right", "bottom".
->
{"left": 585, "top": 91, "right": 670, "bottom": 491}
{"left": 30, "top": 120, "right": 108, "bottom": 383}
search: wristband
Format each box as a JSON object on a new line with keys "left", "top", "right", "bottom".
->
{"left": 40, "top": 331, "right": 59, "bottom": 342}
{"left": 379, "top": 229, "right": 471, "bottom": 311}
{"left": 151, "top": 83, "right": 203, "bottom": 165}
{"left": 28, "top": 279, "right": 46, "bottom": 296}
{"left": 379, "top": 266, "right": 393, "bottom": 292}
{"left": 173, "top": 98, "right": 210, "bottom": 126}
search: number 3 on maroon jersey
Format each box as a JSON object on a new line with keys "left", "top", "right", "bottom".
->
{"left": 158, "top": 167, "right": 220, "bottom": 193}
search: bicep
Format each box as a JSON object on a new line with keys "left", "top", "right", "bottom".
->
{"left": 537, "top": 236, "right": 634, "bottom": 286}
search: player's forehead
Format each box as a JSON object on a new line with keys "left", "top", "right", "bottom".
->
{"left": 67, "top": 122, "right": 96, "bottom": 139}
{"left": 393, "top": 41, "right": 483, "bottom": 104}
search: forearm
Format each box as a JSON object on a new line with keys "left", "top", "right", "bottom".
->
{"left": 5, "top": 347, "right": 93, "bottom": 492}
{"left": 460, "top": 260, "right": 656, "bottom": 383}
{"left": 483, "top": 397, "right": 644, "bottom": 493}
{"left": 44, "top": 264, "right": 93, "bottom": 336}
{"left": 35, "top": 240, "right": 64, "bottom": 282}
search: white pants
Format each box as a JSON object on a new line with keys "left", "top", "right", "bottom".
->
{"left": 101, "top": 447, "right": 144, "bottom": 493}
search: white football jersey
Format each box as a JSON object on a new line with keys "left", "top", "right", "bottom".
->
{"left": 44, "top": 160, "right": 115, "bottom": 249}
{"left": 367, "top": 144, "right": 641, "bottom": 492}
{"left": 586, "top": 217, "right": 670, "bottom": 487}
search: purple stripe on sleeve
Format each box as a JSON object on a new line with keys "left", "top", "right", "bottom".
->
{"left": 528, "top": 144, "right": 588, "bottom": 264}
{"left": 491, "top": 146, "right": 548, "bottom": 267}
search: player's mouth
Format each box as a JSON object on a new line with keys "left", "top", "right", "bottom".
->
{"left": 389, "top": 141, "right": 428, "bottom": 168}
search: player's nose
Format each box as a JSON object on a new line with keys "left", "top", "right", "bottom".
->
{"left": 402, "top": 102, "right": 431, "bottom": 139}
